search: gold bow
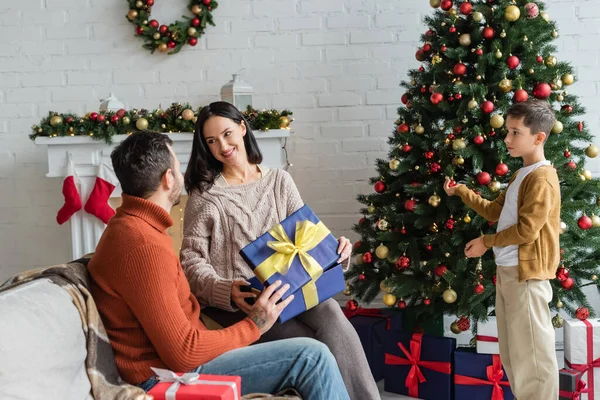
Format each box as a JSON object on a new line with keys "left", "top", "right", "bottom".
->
{"left": 253, "top": 220, "right": 332, "bottom": 309}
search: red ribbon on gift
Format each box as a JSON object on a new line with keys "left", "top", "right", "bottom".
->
{"left": 565, "top": 319, "right": 600, "bottom": 400}
{"left": 454, "top": 354, "right": 510, "bottom": 400}
{"left": 384, "top": 333, "right": 451, "bottom": 398}
{"left": 476, "top": 335, "right": 499, "bottom": 343}
{"left": 343, "top": 307, "right": 391, "bottom": 330}
{"left": 559, "top": 377, "right": 587, "bottom": 400}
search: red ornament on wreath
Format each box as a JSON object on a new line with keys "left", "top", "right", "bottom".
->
{"left": 430, "top": 92, "right": 444, "bottom": 105}
{"left": 149, "top": 19, "right": 159, "bottom": 29}
{"left": 495, "top": 163, "right": 509, "bottom": 176}
{"left": 453, "top": 63, "right": 467, "bottom": 76}
{"left": 374, "top": 181, "right": 386, "bottom": 193}
{"left": 507, "top": 55, "right": 520, "bottom": 70}
{"left": 482, "top": 26, "right": 495, "bottom": 40}
{"left": 533, "top": 83, "right": 552, "bottom": 99}
{"left": 477, "top": 171, "right": 492, "bottom": 185}
{"left": 576, "top": 307, "right": 590, "bottom": 321}
{"left": 481, "top": 101, "right": 494, "bottom": 114}
{"left": 136, "top": 26, "right": 144, "bottom": 35}
{"left": 188, "top": 37, "right": 198, "bottom": 46}
{"left": 110, "top": 115, "right": 119, "bottom": 124}
{"left": 561, "top": 277, "right": 575, "bottom": 290}
{"left": 459, "top": 1, "right": 472, "bottom": 15}
{"left": 147, "top": 0, "right": 154, "bottom": 5}
{"left": 457, "top": 316, "right": 470, "bottom": 331}
{"left": 578, "top": 215, "right": 593, "bottom": 230}
{"left": 346, "top": 299, "right": 359, "bottom": 312}
{"left": 513, "top": 89, "right": 529, "bottom": 103}
{"left": 89, "top": 112, "right": 98, "bottom": 121}
{"left": 96, "top": 114, "right": 106, "bottom": 123}
{"left": 363, "top": 252, "right": 373, "bottom": 264}
{"left": 396, "top": 255, "right": 411, "bottom": 270}
{"left": 159, "top": 25, "right": 168, "bottom": 34}
{"left": 404, "top": 199, "right": 417, "bottom": 212}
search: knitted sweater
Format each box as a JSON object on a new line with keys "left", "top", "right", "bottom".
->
{"left": 88, "top": 194, "right": 260, "bottom": 384}
{"left": 181, "top": 167, "right": 349, "bottom": 311}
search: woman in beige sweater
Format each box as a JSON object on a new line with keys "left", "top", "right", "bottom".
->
{"left": 180, "top": 102, "right": 379, "bottom": 400}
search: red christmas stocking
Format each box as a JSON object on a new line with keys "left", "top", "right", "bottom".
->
{"left": 84, "top": 162, "right": 118, "bottom": 224}
{"left": 56, "top": 156, "right": 82, "bottom": 225}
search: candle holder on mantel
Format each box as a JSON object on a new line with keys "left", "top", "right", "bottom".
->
{"left": 220, "top": 74, "right": 253, "bottom": 111}
{"left": 99, "top": 93, "right": 125, "bottom": 112}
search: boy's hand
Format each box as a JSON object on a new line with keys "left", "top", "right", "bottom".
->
{"left": 464, "top": 237, "right": 488, "bottom": 258}
{"left": 443, "top": 176, "right": 463, "bottom": 196}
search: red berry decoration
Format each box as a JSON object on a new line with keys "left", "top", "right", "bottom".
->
{"left": 430, "top": 92, "right": 444, "bottom": 105}
{"left": 513, "top": 89, "right": 529, "bottom": 103}
{"left": 578, "top": 215, "right": 593, "bottom": 230}
{"left": 136, "top": 26, "right": 144, "bottom": 35}
{"left": 374, "top": 181, "right": 386, "bottom": 193}
{"left": 346, "top": 299, "right": 359, "bottom": 312}
{"left": 96, "top": 114, "right": 106, "bottom": 123}
{"left": 397, "top": 123, "right": 409, "bottom": 134}
{"left": 435, "top": 265, "right": 448, "bottom": 277}
{"left": 424, "top": 150, "right": 434, "bottom": 159}
{"left": 423, "top": 297, "right": 432, "bottom": 306}
{"left": 459, "top": 1, "right": 472, "bottom": 15}
{"left": 191, "top": 17, "right": 200, "bottom": 27}
{"left": 455, "top": 93, "right": 462, "bottom": 100}
{"left": 404, "top": 199, "right": 417, "bottom": 212}
{"left": 397, "top": 300, "right": 407, "bottom": 309}
{"left": 363, "top": 252, "right": 373, "bottom": 264}
{"left": 430, "top": 162, "right": 442, "bottom": 173}
{"left": 110, "top": 115, "right": 119, "bottom": 124}
{"left": 402, "top": 144, "right": 412, "bottom": 153}
{"left": 188, "top": 37, "right": 198, "bottom": 46}
{"left": 149, "top": 19, "right": 159, "bottom": 29}
{"left": 507, "top": 55, "right": 520, "bottom": 70}
{"left": 495, "top": 163, "right": 509, "bottom": 176}
{"left": 480, "top": 100, "right": 494, "bottom": 114}
{"left": 533, "top": 83, "right": 552, "bottom": 99}
{"left": 445, "top": 218, "right": 455, "bottom": 230}
{"left": 474, "top": 283, "right": 485, "bottom": 294}
{"left": 401, "top": 93, "right": 409, "bottom": 104}
{"left": 578, "top": 121, "right": 584, "bottom": 132}
{"left": 457, "top": 316, "right": 470, "bottom": 331}
{"left": 358, "top": 274, "right": 366, "bottom": 281}
{"left": 561, "top": 277, "right": 575, "bottom": 290}
{"left": 482, "top": 26, "right": 495, "bottom": 40}
{"left": 477, "top": 171, "right": 492, "bottom": 186}
{"left": 492, "top": 275, "right": 497, "bottom": 286}
{"left": 396, "top": 255, "right": 411, "bottom": 270}
{"left": 453, "top": 63, "right": 467, "bottom": 76}
{"left": 576, "top": 307, "right": 590, "bottom": 321}
{"left": 474, "top": 135, "right": 485, "bottom": 145}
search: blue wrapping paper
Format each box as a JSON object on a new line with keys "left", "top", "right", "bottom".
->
{"left": 240, "top": 205, "right": 339, "bottom": 300}
{"left": 383, "top": 330, "right": 455, "bottom": 399}
{"left": 247, "top": 263, "right": 345, "bottom": 323}
{"left": 454, "top": 348, "right": 514, "bottom": 400}
{"left": 346, "top": 313, "right": 388, "bottom": 381}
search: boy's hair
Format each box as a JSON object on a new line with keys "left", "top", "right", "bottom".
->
{"left": 506, "top": 99, "right": 556, "bottom": 142}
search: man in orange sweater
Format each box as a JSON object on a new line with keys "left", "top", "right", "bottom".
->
{"left": 88, "top": 131, "right": 349, "bottom": 399}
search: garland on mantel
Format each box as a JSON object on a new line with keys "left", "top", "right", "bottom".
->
{"left": 30, "top": 104, "right": 294, "bottom": 144}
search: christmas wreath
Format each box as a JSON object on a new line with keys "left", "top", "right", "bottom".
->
{"left": 126, "top": 0, "right": 218, "bottom": 54}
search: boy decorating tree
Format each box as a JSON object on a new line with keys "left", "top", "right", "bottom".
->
{"left": 444, "top": 99, "right": 560, "bottom": 400}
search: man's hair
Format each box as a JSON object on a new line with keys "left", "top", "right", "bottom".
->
{"left": 507, "top": 99, "right": 556, "bottom": 142}
{"left": 110, "top": 131, "right": 174, "bottom": 199}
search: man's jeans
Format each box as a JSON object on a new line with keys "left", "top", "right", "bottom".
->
{"left": 138, "top": 337, "right": 350, "bottom": 400}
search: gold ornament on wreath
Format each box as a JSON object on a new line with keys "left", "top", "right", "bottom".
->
{"left": 125, "top": 0, "right": 219, "bottom": 54}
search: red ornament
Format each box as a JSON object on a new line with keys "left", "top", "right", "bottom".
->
{"left": 567, "top": 161, "right": 577, "bottom": 170}
{"left": 488, "top": 220, "right": 495, "bottom": 226}
{"left": 457, "top": 316, "right": 470, "bottom": 331}
{"left": 396, "top": 256, "right": 411, "bottom": 270}
{"left": 562, "top": 105, "right": 573, "bottom": 114}
{"left": 578, "top": 121, "right": 584, "bottom": 132}
{"left": 402, "top": 144, "right": 412, "bottom": 153}
{"left": 448, "top": 179, "right": 457, "bottom": 187}
{"left": 424, "top": 150, "right": 434, "bottom": 159}
{"left": 564, "top": 150, "right": 571, "bottom": 158}
{"left": 495, "top": 163, "right": 509, "bottom": 176}
{"left": 96, "top": 114, "right": 106, "bottom": 123}
{"left": 445, "top": 218, "right": 455, "bottom": 230}
{"left": 191, "top": 17, "right": 200, "bottom": 27}
{"left": 561, "top": 277, "right": 575, "bottom": 290}
{"left": 507, "top": 55, "right": 520, "bottom": 70}
{"left": 167, "top": 41, "right": 176, "bottom": 49}
{"left": 474, "top": 283, "right": 485, "bottom": 294}
{"left": 489, "top": 130, "right": 496, "bottom": 137}
{"left": 359, "top": 217, "right": 366, "bottom": 225}
{"left": 346, "top": 299, "right": 359, "bottom": 312}
{"left": 435, "top": 265, "right": 448, "bottom": 277}
{"left": 440, "top": 0, "right": 453, "bottom": 10}
{"left": 448, "top": 133, "right": 455, "bottom": 140}
{"left": 425, "top": 29, "right": 434, "bottom": 37}
{"left": 149, "top": 20, "right": 159, "bottom": 29}
{"left": 430, "top": 163, "right": 442, "bottom": 173}
{"left": 116, "top": 109, "right": 126, "bottom": 118}
{"left": 477, "top": 171, "right": 491, "bottom": 185}
{"left": 353, "top": 241, "right": 362, "bottom": 250}
{"left": 415, "top": 49, "right": 427, "bottom": 61}
{"left": 473, "top": 135, "right": 485, "bottom": 145}
{"left": 89, "top": 112, "right": 98, "bottom": 121}
{"left": 65, "top": 116, "right": 73, "bottom": 123}
{"left": 423, "top": 297, "right": 431, "bottom": 306}
{"left": 441, "top": 45, "right": 447, "bottom": 52}
{"left": 420, "top": 86, "right": 427, "bottom": 94}
{"left": 476, "top": 48, "right": 484, "bottom": 56}
{"left": 430, "top": 92, "right": 444, "bottom": 105}
{"left": 492, "top": 275, "right": 497, "bottom": 286}
{"left": 453, "top": 126, "right": 462, "bottom": 134}
{"left": 448, "top": 95, "right": 455, "bottom": 102}
{"left": 455, "top": 93, "right": 462, "bottom": 100}
{"left": 146, "top": 0, "right": 154, "bottom": 5}
{"left": 482, "top": 26, "right": 495, "bottom": 40}
{"left": 556, "top": 267, "right": 569, "bottom": 282}
{"left": 537, "top": 55, "right": 543, "bottom": 63}
{"left": 400, "top": 227, "right": 407, "bottom": 234}
{"left": 404, "top": 199, "right": 417, "bottom": 212}
{"left": 459, "top": 1, "right": 472, "bottom": 15}
{"left": 401, "top": 93, "right": 409, "bottom": 104}
{"left": 136, "top": 26, "right": 144, "bottom": 35}
{"left": 480, "top": 100, "right": 494, "bottom": 114}
{"left": 159, "top": 24, "right": 168, "bottom": 34}
{"left": 374, "top": 181, "right": 386, "bottom": 193}
{"left": 397, "top": 123, "right": 409, "bottom": 134}
{"left": 397, "top": 300, "right": 407, "bottom": 309}
{"left": 449, "top": 26, "right": 457, "bottom": 33}
{"left": 578, "top": 215, "right": 593, "bottom": 230}
{"left": 358, "top": 274, "right": 366, "bottom": 281}
{"left": 202, "top": 0, "right": 211, "bottom": 4}
{"left": 576, "top": 307, "right": 590, "bottom": 321}
{"left": 363, "top": 252, "right": 373, "bottom": 264}
{"left": 411, "top": 181, "right": 421, "bottom": 187}
{"left": 422, "top": 43, "right": 432, "bottom": 52}
{"left": 513, "top": 89, "right": 529, "bottom": 103}
{"left": 453, "top": 63, "right": 467, "bottom": 76}
{"left": 110, "top": 115, "right": 119, "bottom": 124}
{"left": 188, "top": 37, "right": 198, "bottom": 46}
{"left": 533, "top": 83, "right": 552, "bottom": 99}
{"left": 426, "top": 244, "right": 433, "bottom": 251}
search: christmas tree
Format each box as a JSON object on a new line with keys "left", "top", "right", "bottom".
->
{"left": 346, "top": 0, "right": 600, "bottom": 334}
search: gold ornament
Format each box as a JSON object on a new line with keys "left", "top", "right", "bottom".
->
{"left": 552, "top": 314, "right": 564, "bottom": 329}
{"left": 50, "top": 115, "right": 63, "bottom": 127}
{"left": 473, "top": 11, "right": 484, "bottom": 22}
{"left": 490, "top": 114, "right": 505, "bottom": 129}
{"left": 188, "top": 27, "right": 197, "bottom": 36}
{"left": 443, "top": 288, "right": 457, "bottom": 304}
{"left": 380, "top": 280, "right": 392, "bottom": 293}
{"left": 430, "top": 223, "right": 439, "bottom": 233}
{"left": 431, "top": 54, "right": 443, "bottom": 65}
{"left": 127, "top": 10, "right": 138, "bottom": 20}
{"left": 489, "top": 180, "right": 501, "bottom": 192}
{"left": 383, "top": 293, "right": 397, "bottom": 307}
{"left": 122, "top": 116, "right": 130, "bottom": 125}
{"left": 161, "top": 123, "right": 166, "bottom": 129}
{"left": 523, "top": 35, "right": 528, "bottom": 42}
{"left": 459, "top": 33, "right": 472, "bottom": 47}
{"left": 557, "top": 94, "right": 564, "bottom": 101}
{"left": 158, "top": 43, "right": 168, "bottom": 52}
{"left": 430, "top": 0, "right": 441, "bottom": 7}
{"left": 452, "top": 156, "right": 465, "bottom": 166}
{"left": 580, "top": 173, "right": 587, "bottom": 181}
{"left": 560, "top": 221, "right": 567, "bottom": 234}
{"left": 452, "top": 138, "right": 466, "bottom": 150}
{"left": 415, "top": 124, "right": 425, "bottom": 134}
{"left": 500, "top": 30, "right": 506, "bottom": 38}
{"left": 586, "top": 144, "right": 599, "bottom": 158}
{"left": 343, "top": 283, "right": 351, "bottom": 296}
{"left": 541, "top": 11, "right": 550, "bottom": 22}
{"left": 591, "top": 214, "right": 600, "bottom": 228}
{"left": 499, "top": 78, "right": 513, "bottom": 93}
{"left": 377, "top": 219, "right": 389, "bottom": 231}
{"left": 552, "top": 77, "right": 563, "bottom": 90}
{"left": 428, "top": 195, "right": 441, "bottom": 207}
{"left": 528, "top": 68, "right": 535, "bottom": 75}
{"left": 468, "top": 99, "right": 478, "bottom": 109}
{"left": 551, "top": 120, "right": 563, "bottom": 134}
{"left": 450, "top": 322, "right": 462, "bottom": 334}
{"left": 191, "top": 4, "right": 202, "bottom": 14}
{"left": 556, "top": 300, "right": 563, "bottom": 309}
{"left": 367, "top": 205, "right": 376, "bottom": 215}
{"left": 389, "top": 159, "right": 400, "bottom": 171}
{"left": 552, "top": 30, "right": 558, "bottom": 38}
{"left": 376, "top": 244, "right": 389, "bottom": 260}
{"left": 463, "top": 215, "right": 472, "bottom": 223}
{"left": 356, "top": 254, "right": 364, "bottom": 265}
{"left": 583, "top": 169, "right": 593, "bottom": 180}
{"left": 562, "top": 74, "right": 574, "bottom": 86}
{"left": 495, "top": 49, "right": 503, "bottom": 59}
{"left": 135, "top": 0, "right": 143, "bottom": 7}
{"left": 135, "top": 118, "right": 149, "bottom": 130}
{"left": 181, "top": 109, "right": 195, "bottom": 121}
{"left": 279, "top": 115, "right": 291, "bottom": 129}
{"left": 593, "top": 275, "right": 599, "bottom": 281}
{"left": 505, "top": 5, "right": 521, "bottom": 22}
{"left": 448, "top": 8, "right": 457, "bottom": 16}
{"left": 153, "top": 32, "right": 161, "bottom": 40}
{"left": 476, "top": 75, "right": 482, "bottom": 81}
{"left": 545, "top": 56, "right": 557, "bottom": 68}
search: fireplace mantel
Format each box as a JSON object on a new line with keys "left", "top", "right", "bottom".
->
{"left": 35, "top": 130, "right": 291, "bottom": 258}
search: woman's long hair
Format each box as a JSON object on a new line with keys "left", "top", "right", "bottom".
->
{"left": 184, "top": 101, "right": 263, "bottom": 195}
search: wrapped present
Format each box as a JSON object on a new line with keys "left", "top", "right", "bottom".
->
{"left": 477, "top": 317, "right": 500, "bottom": 354}
{"left": 560, "top": 368, "right": 588, "bottom": 400}
{"left": 240, "top": 205, "right": 340, "bottom": 303}
{"left": 454, "top": 348, "right": 514, "bottom": 400}
{"left": 383, "top": 331, "right": 455, "bottom": 399}
{"left": 148, "top": 368, "right": 240, "bottom": 400}
{"left": 565, "top": 319, "right": 600, "bottom": 399}
{"left": 343, "top": 308, "right": 394, "bottom": 381}
{"left": 246, "top": 263, "right": 345, "bottom": 323}
{"left": 380, "top": 308, "right": 404, "bottom": 331}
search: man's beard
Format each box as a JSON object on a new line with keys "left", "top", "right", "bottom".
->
{"left": 169, "top": 181, "right": 182, "bottom": 206}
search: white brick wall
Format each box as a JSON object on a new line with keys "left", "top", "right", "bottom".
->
{"left": 1, "top": 0, "right": 600, "bottom": 285}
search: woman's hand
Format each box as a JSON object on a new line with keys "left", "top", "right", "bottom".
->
{"left": 443, "top": 176, "right": 464, "bottom": 196}
{"left": 337, "top": 236, "right": 352, "bottom": 264}
{"left": 231, "top": 280, "right": 256, "bottom": 313}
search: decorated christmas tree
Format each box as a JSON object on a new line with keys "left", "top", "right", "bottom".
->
{"left": 346, "top": 0, "right": 600, "bottom": 334}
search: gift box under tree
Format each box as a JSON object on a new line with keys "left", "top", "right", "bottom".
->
{"left": 560, "top": 368, "right": 588, "bottom": 400}
{"left": 383, "top": 330, "right": 455, "bottom": 399}
{"left": 564, "top": 318, "right": 600, "bottom": 400}
{"left": 148, "top": 368, "right": 241, "bottom": 400}
{"left": 454, "top": 348, "right": 514, "bottom": 400}
{"left": 477, "top": 316, "right": 500, "bottom": 354}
